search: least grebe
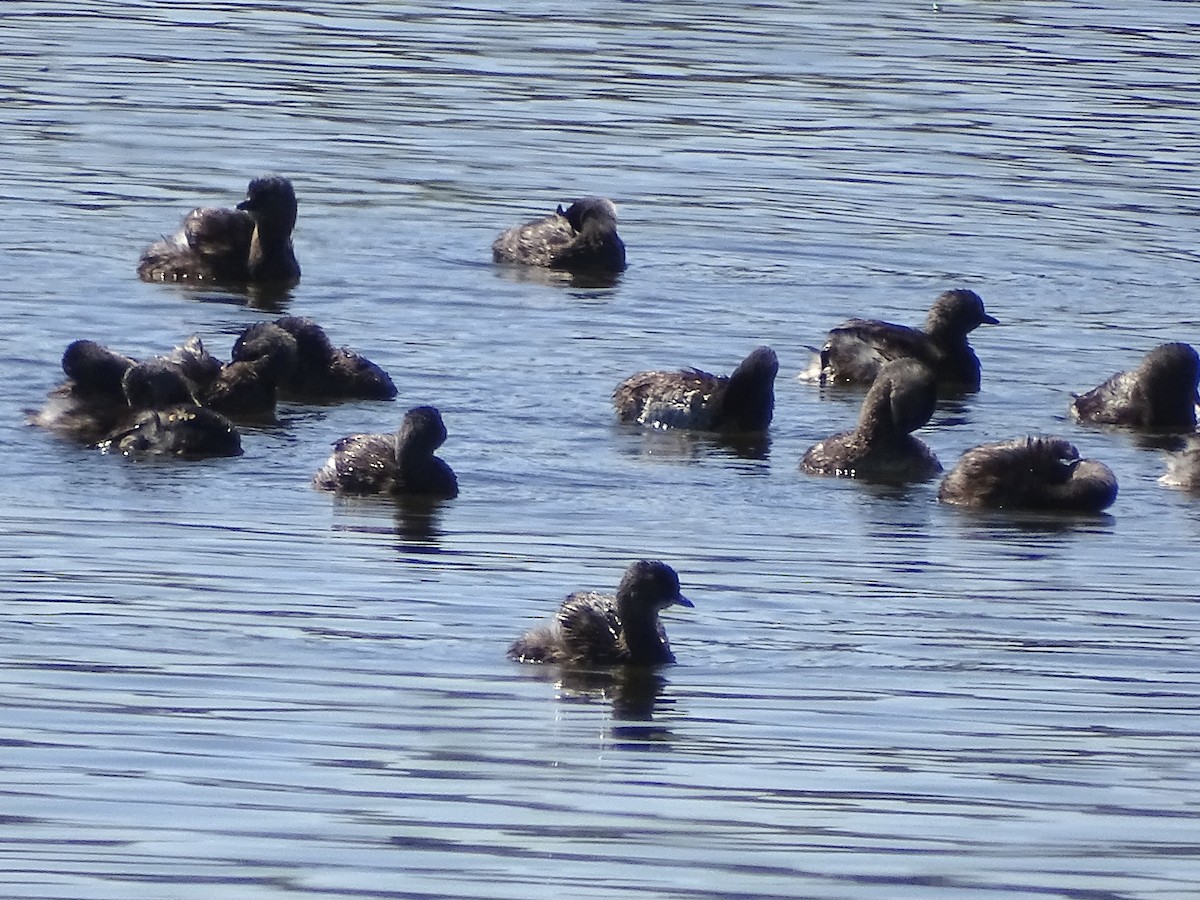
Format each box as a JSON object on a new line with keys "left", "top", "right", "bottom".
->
{"left": 167, "top": 326, "right": 299, "bottom": 419}
{"left": 163, "top": 335, "right": 223, "bottom": 391}
{"left": 212, "top": 324, "right": 298, "bottom": 416}
{"left": 120, "top": 358, "right": 196, "bottom": 409}
{"left": 812, "top": 288, "right": 998, "bottom": 391}
{"left": 492, "top": 197, "right": 626, "bottom": 273}
{"left": 614, "top": 346, "right": 779, "bottom": 433}
{"left": 313, "top": 405, "right": 458, "bottom": 498}
{"left": 29, "top": 340, "right": 138, "bottom": 443}
{"left": 938, "top": 436, "right": 1117, "bottom": 512}
{"left": 1159, "top": 435, "right": 1200, "bottom": 492}
{"left": 98, "top": 360, "right": 242, "bottom": 459}
{"left": 801, "top": 358, "right": 942, "bottom": 482}
{"left": 137, "top": 175, "right": 300, "bottom": 287}
{"left": 1070, "top": 342, "right": 1199, "bottom": 431}
{"left": 251, "top": 316, "right": 397, "bottom": 401}
{"left": 508, "top": 560, "right": 693, "bottom": 667}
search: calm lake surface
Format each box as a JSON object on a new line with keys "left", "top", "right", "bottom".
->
{"left": 3, "top": 2, "right": 1200, "bottom": 897}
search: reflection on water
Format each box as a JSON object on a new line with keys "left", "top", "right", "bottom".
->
{"left": 492, "top": 263, "right": 624, "bottom": 291}
{"left": 939, "top": 505, "right": 1118, "bottom": 537}
{"left": 521, "top": 665, "right": 669, "bottom": 725}
{"left": 615, "top": 423, "right": 773, "bottom": 464}
{"left": 3, "top": 1, "right": 1200, "bottom": 897}
{"left": 1130, "top": 431, "right": 1193, "bottom": 453}
{"left": 390, "top": 497, "right": 448, "bottom": 548}
{"left": 188, "top": 282, "right": 298, "bottom": 312}
{"left": 328, "top": 495, "right": 448, "bottom": 550}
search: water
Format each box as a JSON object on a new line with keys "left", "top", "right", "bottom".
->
{"left": 3, "top": 2, "right": 1200, "bottom": 897}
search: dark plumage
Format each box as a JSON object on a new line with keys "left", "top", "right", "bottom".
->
{"left": 801, "top": 358, "right": 942, "bottom": 482}
{"left": 255, "top": 317, "right": 397, "bottom": 402}
{"left": 137, "top": 176, "right": 300, "bottom": 286}
{"left": 1160, "top": 435, "right": 1200, "bottom": 492}
{"left": 166, "top": 327, "right": 299, "bottom": 419}
{"left": 312, "top": 405, "right": 458, "bottom": 499}
{"left": 29, "top": 340, "right": 138, "bottom": 443}
{"left": 163, "top": 334, "right": 223, "bottom": 389}
{"left": 614, "top": 346, "right": 779, "bottom": 433}
{"left": 97, "top": 360, "right": 242, "bottom": 459}
{"left": 508, "top": 560, "right": 693, "bottom": 667}
{"left": 492, "top": 197, "right": 626, "bottom": 273}
{"left": 938, "top": 436, "right": 1117, "bottom": 512}
{"left": 812, "top": 289, "right": 998, "bottom": 390}
{"left": 1070, "top": 342, "right": 1200, "bottom": 431}
{"left": 118, "top": 358, "right": 195, "bottom": 410}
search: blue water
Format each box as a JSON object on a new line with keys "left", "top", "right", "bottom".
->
{"left": 2, "top": 2, "right": 1200, "bottom": 897}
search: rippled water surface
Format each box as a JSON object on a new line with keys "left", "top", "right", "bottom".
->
{"left": 3, "top": 2, "right": 1200, "bottom": 897}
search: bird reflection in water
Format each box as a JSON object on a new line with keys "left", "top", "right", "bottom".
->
{"left": 327, "top": 495, "right": 446, "bottom": 553}
{"left": 616, "top": 426, "right": 771, "bottom": 464}
{"left": 491, "top": 263, "right": 623, "bottom": 291}
{"left": 178, "top": 282, "right": 296, "bottom": 313}
{"left": 943, "top": 506, "right": 1116, "bottom": 537}
{"left": 1133, "top": 432, "right": 1192, "bottom": 453}
{"left": 391, "top": 496, "right": 445, "bottom": 549}
{"left": 525, "top": 664, "right": 676, "bottom": 746}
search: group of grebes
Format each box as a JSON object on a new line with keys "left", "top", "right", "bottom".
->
{"left": 29, "top": 176, "right": 1200, "bottom": 669}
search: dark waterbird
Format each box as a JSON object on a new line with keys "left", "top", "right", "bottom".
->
{"left": 28, "top": 340, "right": 138, "bottom": 443}
{"left": 243, "top": 317, "right": 397, "bottom": 402}
{"left": 97, "top": 360, "right": 242, "bottom": 459}
{"left": 313, "top": 405, "right": 458, "bottom": 499}
{"left": 492, "top": 197, "right": 626, "bottom": 274}
{"left": 938, "top": 436, "right": 1117, "bottom": 513}
{"left": 1070, "top": 342, "right": 1200, "bottom": 432}
{"left": 809, "top": 288, "right": 998, "bottom": 391}
{"left": 801, "top": 358, "right": 942, "bottom": 482}
{"left": 137, "top": 175, "right": 300, "bottom": 287}
{"left": 508, "top": 560, "right": 693, "bottom": 668}
{"left": 164, "top": 326, "right": 299, "bottom": 420}
{"left": 614, "top": 346, "right": 778, "bottom": 433}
